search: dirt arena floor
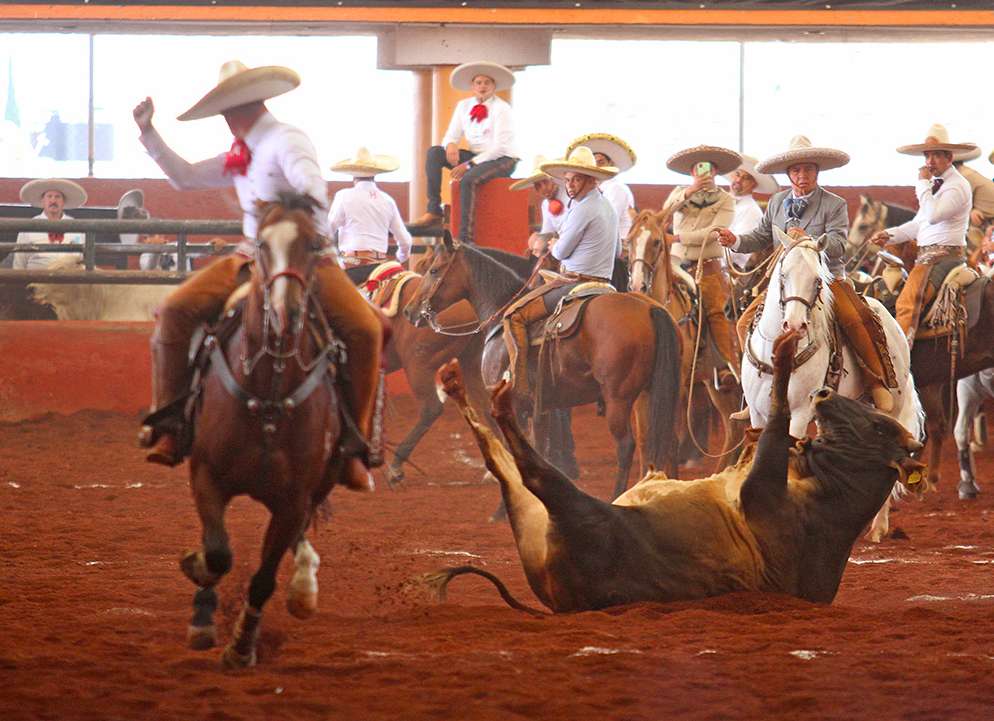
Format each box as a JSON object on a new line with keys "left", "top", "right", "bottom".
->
{"left": 3, "top": 393, "right": 994, "bottom": 721}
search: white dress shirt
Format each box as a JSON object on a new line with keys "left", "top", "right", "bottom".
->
{"left": 552, "top": 190, "right": 618, "bottom": 280}
{"left": 539, "top": 184, "right": 569, "bottom": 235}
{"left": 13, "top": 212, "right": 84, "bottom": 270}
{"left": 328, "top": 180, "right": 412, "bottom": 262}
{"left": 728, "top": 193, "right": 764, "bottom": 269}
{"left": 441, "top": 95, "right": 517, "bottom": 164}
{"left": 886, "top": 165, "right": 971, "bottom": 248}
{"left": 599, "top": 177, "right": 635, "bottom": 253}
{"left": 140, "top": 111, "right": 330, "bottom": 254}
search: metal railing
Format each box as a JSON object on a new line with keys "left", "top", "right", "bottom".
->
{"left": 0, "top": 217, "right": 441, "bottom": 285}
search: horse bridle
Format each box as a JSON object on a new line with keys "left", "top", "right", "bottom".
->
{"left": 777, "top": 239, "right": 823, "bottom": 316}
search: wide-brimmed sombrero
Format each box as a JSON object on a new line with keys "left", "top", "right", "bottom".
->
{"left": 116, "top": 188, "right": 148, "bottom": 219}
{"left": 955, "top": 145, "right": 981, "bottom": 163}
{"left": 330, "top": 147, "right": 400, "bottom": 177}
{"left": 540, "top": 146, "right": 618, "bottom": 182}
{"left": 723, "top": 153, "right": 779, "bottom": 195}
{"left": 450, "top": 61, "right": 515, "bottom": 92}
{"left": 19, "top": 178, "right": 87, "bottom": 209}
{"left": 667, "top": 145, "right": 742, "bottom": 176}
{"left": 510, "top": 155, "right": 558, "bottom": 191}
{"left": 177, "top": 60, "right": 300, "bottom": 121}
{"left": 565, "top": 133, "right": 637, "bottom": 173}
{"left": 756, "top": 135, "right": 849, "bottom": 174}
{"left": 897, "top": 123, "right": 976, "bottom": 156}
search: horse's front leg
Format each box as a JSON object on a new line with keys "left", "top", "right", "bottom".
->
{"left": 222, "top": 500, "right": 309, "bottom": 669}
{"left": 920, "top": 384, "right": 948, "bottom": 486}
{"left": 286, "top": 534, "right": 320, "bottom": 619}
{"left": 181, "top": 462, "right": 233, "bottom": 651}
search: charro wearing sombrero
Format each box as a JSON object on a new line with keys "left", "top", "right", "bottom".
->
{"left": 566, "top": 134, "right": 636, "bottom": 257}
{"left": 132, "top": 61, "right": 384, "bottom": 492}
{"left": 950, "top": 143, "right": 994, "bottom": 256}
{"left": 328, "top": 147, "right": 412, "bottom": 271}
{"left": 409, "top": 60, "right": 518, "bottom": 243}
{"left": 717, "top": 135, "right": 898, "bottom": 415}
{"left": 662, "top": 145, "right": 742, "bottom": 380}
{"left": 12, "top": 179, "right": 87, "bottom": 270}
{"left": 870, "top": 123, "right": 975, "bottom": 346}
{"left": 510, "top": 155, "right": 568, "bottom": 256}
{"left": 723, "top": 154, "right": 779, "bottom": 270}
{"left": 502, "top": 146, "right": 618, "bottom": 394}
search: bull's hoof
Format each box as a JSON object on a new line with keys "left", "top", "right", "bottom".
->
{"left": 958, "top": 479, "right": 981, "bottom": 500}
{"left": 386, "top": 465, "right": 405, "bottom": 490}
{"left": 221, "top": 643, "right": 256, "bottom": 669}
{"left": 286, "top": 592, "right": 318, "bottom": 620}
{"left": 180, "top": 551, "right": 219, "bottom": 588}
{"left": 187, "top": 624, "right": 216, "bottom": 650}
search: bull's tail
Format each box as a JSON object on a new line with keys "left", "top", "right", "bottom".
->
{"left": 415, "top": 566, "right": 548, "bottom": 617}
{"left": 645, "top": 306, "right": 682, "bottom": 470}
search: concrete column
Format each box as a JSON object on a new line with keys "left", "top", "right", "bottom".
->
{"left": 409, "top": 68, "right": 432, "bottom": 219}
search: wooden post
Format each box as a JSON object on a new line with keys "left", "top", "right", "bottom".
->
{"left": 409, "top": 68, "right": 432, "bottom": 220}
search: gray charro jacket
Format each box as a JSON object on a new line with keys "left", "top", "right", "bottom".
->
{"left": 734, "top": 186, "right": 849, "bottom": 278}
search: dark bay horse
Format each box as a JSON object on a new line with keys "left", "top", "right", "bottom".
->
{"left": 405, "top": 234, "right": 682, "bottom": 498}
{"left": 180, "top": 194, "right": 348, "bottom": 668}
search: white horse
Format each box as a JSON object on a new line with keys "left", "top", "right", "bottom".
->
{"left": 954, "top": 368, "right": 994, "bottom": 500}
{"left": 741, "top": 226, "right": 924, "bottom": 542}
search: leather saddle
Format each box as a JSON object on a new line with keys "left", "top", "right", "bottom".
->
{"left": 361, "top": 261, "right": 418, "bottom": 318}
{"left": 917, "top": 260, "right": 988, "bottom": 341}
{"left": 528, "top": 280, "right": 616, "bottom": 346}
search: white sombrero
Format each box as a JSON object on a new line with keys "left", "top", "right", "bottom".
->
{"left": 450, "top": 61, "right": 515, "bottom": 92}
{"left": 330, "top": 147, "right": 400, "bottom": 177}
{"left": 897, "top": 123, "right": 976, "bottom": 156}
{"left": 19, "top": 178, "right": 87, "bottom": 209}
{"left": 953, "top": 143, "right": 981, "bottom": 163}
{"left": 565, "top": 133, "right": 637, "bottom": 173}
{"left": 540, "top": 146, "right": 618, "bottom": 182}
{"left": 723, "top": 154, "right": 779, "bottom": 195}
{"left": 756, "top": 135, "right": 849, "bottom": 174}
{"left": 177, "top": 60, "right": 300, "bottom": 121}
{"left": 667, "top": 145, "right": 742, "bottom": 176}
{"left": 116, "top": 188, "right": 149, "bottom": 219}
{"left": 509, "top": 155, "right": 558, "bottom": 191}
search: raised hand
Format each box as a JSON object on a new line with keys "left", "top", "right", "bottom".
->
{"left": 133, "top": 97, "right": 155, "bottom": 132}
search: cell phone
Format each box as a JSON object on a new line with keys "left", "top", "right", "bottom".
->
{"left": 695, "top": 161, "right": 713, "bottom": 177}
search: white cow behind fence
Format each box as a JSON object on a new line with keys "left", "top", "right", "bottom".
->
{"left": 28, "top": 256, "right": 172, "bottom": 321}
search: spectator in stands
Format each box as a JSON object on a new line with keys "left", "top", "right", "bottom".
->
{"left": 12, "top": 178, "right": 86, "bottom": 270}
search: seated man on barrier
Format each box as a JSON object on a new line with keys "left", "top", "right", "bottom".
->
{"left": 132, "top": 60, "right": 384, "bottom": 491}
{"left": 12, "top": 178, "right": 87, "bottom": 270}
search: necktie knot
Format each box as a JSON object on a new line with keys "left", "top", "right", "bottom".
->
{"left": 223, "top": 137, "right": 252, "bottom": 176}
{"left": 931, "top": 177, "right": 944, "bottom": 195}
{"left": 469, "top": 103, "right": 488, "bottom": 123}
{"left": 785, "top": 196, "right": 808, "bottom": 222}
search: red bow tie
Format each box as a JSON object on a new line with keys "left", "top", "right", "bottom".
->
{"left": 223, "top": 137, "right": 252, "bottom": 176}
{"left": 548, "top": 199, "right": 564, "bottom": 216}
{"left": 469, "top": 103, "right": 488, "bottom": 123}
{"left": 48, "top": 233, "right": 64, "bottom": 242}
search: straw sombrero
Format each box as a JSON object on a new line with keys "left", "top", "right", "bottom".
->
{"left": 177, "top": 60, "right": 300, "bottom": 121}
{"left": 510, "top": 155, "right": 557, "bottom": 191}
{"left": 116, "top": 188, "right": 148, "bottom": 219}
{"left": 756, "top": 135, "right": 849, "bottom": 174}
{"left": 19, "top": 178, "right": 87, "bottom": 209}
{"left": 897, "top": 124, "right": 976, "bottom": 156}
{"left": 723, "top": 154, "right": 779, "bottom": 195}
{"left": 953, "top": 144, "right": 981, "bottom": 163}
{"left": 540, "top": 147, "right": 618, "bottom": 182}
{"left": 565, "top": 133, "right": 637, "bottom": 173}
{"left": 450, "top": 61, "right": 515, "bottom": 92}
{"left": 330, "top": 147, "right": 400, "bottom": 177}
{"left": 667, "top": 145, "right": 741, "bottom": 176}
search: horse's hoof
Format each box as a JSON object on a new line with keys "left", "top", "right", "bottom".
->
{"left": 187, "top": 624, "right": 216, "bottom": 650}
{"left": 180, "top": 551, "right": 219, "bottom": 587}
{"left": 386, "top": 466, "right": 405, "bottom": 490}
{"left": 286, "top": 592, "right": 318, "bottom": 620}
{"left": 221, "top": 644, "right": 256, "bottom": 669}
{"left": 958, "top": 480, "right": 980, "bottom": 500}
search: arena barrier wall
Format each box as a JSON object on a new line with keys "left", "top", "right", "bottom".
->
{"left": 0, "top": 321, "right": 413, "bottom": 423}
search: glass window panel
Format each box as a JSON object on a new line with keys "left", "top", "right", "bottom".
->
{"left": 91, "top": 34, "right": 414, "bottom": 180}
{"left": 0, "top": 34, "right": 91, "bottom": 178}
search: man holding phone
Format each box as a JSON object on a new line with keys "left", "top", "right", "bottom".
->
{"left": 662, "top": 145, "right": 742, "bottom": 381}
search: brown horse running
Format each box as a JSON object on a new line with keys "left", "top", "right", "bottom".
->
{"left": 179, "top": 194, "right": 349, "bottom": 668}
{"left": 627, "top": 210, "right": 746, "bottom": 472}
{"left": 404, "top": 234, "right": 682, "bottom": 499}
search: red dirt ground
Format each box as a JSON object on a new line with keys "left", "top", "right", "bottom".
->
{"left": 3, "top": 396, "right": 994, "bottom": 721}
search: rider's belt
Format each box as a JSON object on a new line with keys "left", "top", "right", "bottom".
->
{"left": 343, "top": 250, "right": 388, "bottom": 261}
{"left": 917, "top": 244, "right": 964, "bottom": 264}
{"left": 560, "top": 270, "right": 611, "bottom": 283}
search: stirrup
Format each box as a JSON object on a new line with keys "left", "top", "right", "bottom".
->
{"left": 729, "top": 407, "right": 751, "bottom": 421}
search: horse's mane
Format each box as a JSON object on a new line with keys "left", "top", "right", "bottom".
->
{"left": 460, "top": 243, "right": 528, "bottom": 303}
{"left": 477, "top": 246, "right": 535, "bottom": 277}
{"left": 257, "top": 192, "right": 321, "bottom": 237}
{"left": 770, "top": 241, "right": 836, "bottom": 327}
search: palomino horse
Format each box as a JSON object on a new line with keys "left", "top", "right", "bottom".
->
{"left": 627, "top": 209, "right": 746, "bottom": 471}
{"left": 404, "top": 233, "right": 682, "bottom": 499}
{"left": 743, "top": 226, "right": 923, "bottom": 542}
{"left": 180, "top": 193, "right": 350, "bottom": 668}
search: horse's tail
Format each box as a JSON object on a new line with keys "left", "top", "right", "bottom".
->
{"left": 413, "top": 566, "right": 548, "bottom": 617}
{"left": 646, "top": 306, "right": 682, "bottom": 470}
